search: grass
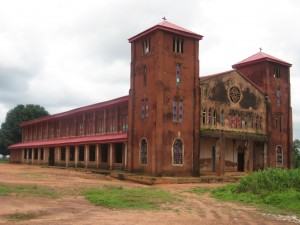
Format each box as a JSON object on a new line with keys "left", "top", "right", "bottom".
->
{"left": 210, "top": 168, "right": 300, "bottom": 217}
{"left": 0, "top": 159, "right": 9, "bottom": 164}
{"left": 7, "top": 212, "right": 36, "bottom": 221}
{"left": 82, "top": 184, "right": 176, "bottom": 210}
{"left": 189, "top": 187, "right": 210, "bottom": 196}
{"left": 0, "top": 183, "right": 59, "bottom": 198}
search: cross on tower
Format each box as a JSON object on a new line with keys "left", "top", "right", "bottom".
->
{"left": 259, "top": 47, "right": 262, "bottom": 52}
{"left": 162, "top": 16, "right": 167, "bottom": 21}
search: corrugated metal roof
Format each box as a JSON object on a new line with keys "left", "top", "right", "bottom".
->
{"left": 129, "top": 20, "right": 203, "bottom": 43}
{"left": 232, "top": 52, "right": 292, "bottom": 68}
{"left": 9, "top": 133, "right": 128, "bottom": 149}
{"left": 20, "top": 95, "right": 129, "bottom": 127}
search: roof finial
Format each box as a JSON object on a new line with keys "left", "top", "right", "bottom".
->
{"left": 162, "top": 16, "right": 167, "bottom": 21}
{"left": 259, "top": 47, "right": 262, "bottom": 52}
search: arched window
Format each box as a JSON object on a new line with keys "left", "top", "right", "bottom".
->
{"left": 220, "top": 110, "right": 225, "bottom": 126}
{"left": 276, "top": 145, "right": 283, "bottom": 167}
{"left": 213, "top": 110, "right": 217, "bottom": 125}
{"left": 244, "top": 115, "right": 248, "bottom": 129}
{"left": 208, "top": 108, "right": 212, "bottom": 125}
{"left": 202, "top": 108, "right": 206, "bottom": 125}
{"left": 140, "top": 138, "right": 148, "bottom": 165}
{"left": 251, "top": 115, "right": 254, "bottom": 128}
{"left": 173, "top": 139, "right": 183, "bottom": 165}
{"left": 255, "top": 115, "right": 259, "bottom": 130}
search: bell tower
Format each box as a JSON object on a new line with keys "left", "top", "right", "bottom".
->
{"left": 127, "top": 20, "right": 203, "bottom": 176}
{"left": 233, "top": 52, "right": 293, "bottom": 168}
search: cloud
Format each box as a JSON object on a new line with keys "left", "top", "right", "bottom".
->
{"left": 0, "top": 0, "right": 299, "bottom": 140}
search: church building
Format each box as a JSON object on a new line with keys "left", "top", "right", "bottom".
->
{"left": 9, "top": 20, "right": 293, "bottom": 177}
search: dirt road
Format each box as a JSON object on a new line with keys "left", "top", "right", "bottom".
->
{"left": 0, "top": 163, "right": 298, "bottom": 225}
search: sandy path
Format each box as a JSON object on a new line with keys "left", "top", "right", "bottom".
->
{"left": 0, "top": 163, "right": 298, "bottom": 225}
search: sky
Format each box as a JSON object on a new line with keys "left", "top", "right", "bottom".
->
{"left": 0, "top": 0, "right": 299, "bottom": 140}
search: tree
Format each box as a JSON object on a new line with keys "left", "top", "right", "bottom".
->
{"left": 293, "top": 139, "right": 300, "bottom": 168}
{"left": 0, "top": 104, "right": 49, "bottom": 155}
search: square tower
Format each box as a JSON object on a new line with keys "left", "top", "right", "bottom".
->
{"left": 233, "top": 52, "right": 293, "bottom": 169}
{"left": 127, "top": 20, "right": 203, "bottom": 176}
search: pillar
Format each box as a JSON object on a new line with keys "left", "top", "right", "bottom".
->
{"left": 109, "top": 143, "right": 113, "bottom": 170}
{"left": 85, "top": 145, "right": 89, "bottom": 168}
{"left": 217, "top": 136, "right": 225, "bottom": 176}
{"left": 31, "top": 148, "right": 34, "bottom": 164}
{"left": 37, "top": 148, "right": 41, "bottom": 166}
{"left": 96, "top": 144, "right": 100, "bottom": 169}
{"left": 75, "top": 146, "right": 79, "bottom": 168}
{"left": 66, "top": 146, "right": 70, "bottom": 167}
{"left": 248, "top": 140, "right": 253, "bottom": 173}
{"left": 26, "top": 149, "right": 29, "bottom": 164}
{"left": 124, "top": 142, "right": 128, "bottom": 169}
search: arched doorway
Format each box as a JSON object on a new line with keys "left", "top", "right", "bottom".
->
{"left": 211, "top": 146, "right": 216, "bottom": 172}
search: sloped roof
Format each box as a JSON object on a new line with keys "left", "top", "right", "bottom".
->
{"left": 20, "top": 95, "right": 129, "bottom": 127}
{"left": 232, "top": 52, "right": 292, "bottom": 68}
{"left": 129, "top": 20, "right": 203, "bottom": 43}
{"left": 200, "top": 69, "right": 266, "bottom": 95}
{"left": 9, "top": 133, "right": 128, "bottom": 149}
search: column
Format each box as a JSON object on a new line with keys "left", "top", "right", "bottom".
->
{"left": 66, "top": 146, "right": 70, "bottom": 168}
{"left": 26, "top": 149, "right": 29, "bottom": 164}
{"left": 75, "top": 146, "right": 79, "bottom": 168}
{"left": 37, "top": 148, "right": 41, "bottom": 166}
{"left": 248, "top": 140, "right": 253, "bottom": 173}
{"left": 85, "top": 145, "right": 89, "bottom": 168}
{"left": 44, "top": 147, "right": 49, "bottom": 165}
{"left": 96, "top": 144, "right": 100, "bottom": 169}
{"left": 109, "top": 143, "right": 113, "bottom": 170}
{"left": 31, "top": 149, "right": 34, "bottom": 164}
{"left": 124, "top": 142, "right": 128, "bottom": 170}
{"left": 263, "top": 142, "right": 268, "bottom": 169}
{"left": 217, "top": 136, "right": 225, "bottom": 176}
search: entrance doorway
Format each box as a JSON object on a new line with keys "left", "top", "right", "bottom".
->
{"left": 237, "top": 145, "right": 244, "bottom": 172}
{"left": 49, "top": 147, "right": 55, "bottom": 166}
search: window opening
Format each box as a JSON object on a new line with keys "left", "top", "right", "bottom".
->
{"left": 276, "top": 145, "right": 283, "bottom": 166}
{"left": 173, "top": 139, "right": 183, "bottom": 164}
{"left": 213, "top": 110, "right": 217, "bottom": 125}
{"left": 173, "top": 37, "right": 184, "bottom": 53}
{"left": 220, "top": 110, "right": 225, "bottom": 126}
{"left": 208, "top": 108, "right": 212, "bottom": 125}
{"left": 140, "top": 138, "right": 148, "bottom": 165}
{"left": 143, "top": 38, "right": 150, "bottom": 54}
{"left": 202, "top": 108, "right": 206, "bottom": 124}
{"left": 274, "top": 67, "right": 281, "bottom": 78}
{"left": 176, "top": 64, "right": 181, "bottom": 86}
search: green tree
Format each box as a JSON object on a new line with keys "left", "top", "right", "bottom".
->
{"left": 0, "top": 104, "right": 49, "bottom": 155}
{"left": 293, "top": 139, "right": 300, "bottom": 168}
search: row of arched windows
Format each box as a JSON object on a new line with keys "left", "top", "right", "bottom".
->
{"left": 202, "top": 108, "right": 263, "bottom": 130}
{"left": 139, "top": 138, "right": 183, "bottom": 165}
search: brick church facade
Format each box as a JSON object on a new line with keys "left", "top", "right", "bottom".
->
{"left": 9, "top": 20, "right": 293, "bottom": 176}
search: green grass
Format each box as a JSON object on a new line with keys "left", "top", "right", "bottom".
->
{"left": 7, "top": 212, "right": 36, "bottom": 221}
{"left": 0, "top": 159, "right": 9, "bottom": 164}
{"left": 0, "top": 183, "right": 58, "bottom": 198}
{"left": 211, "top": 168, "right": 300, "bottom": 217}
{"left": 82, "top": 184, "right": 176, "bottom": 210}
{"left": 189, "top": 187, "right": 211, "bottom": 196}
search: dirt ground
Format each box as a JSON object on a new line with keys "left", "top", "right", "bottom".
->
{"left": 0, "top": 164, "right": 299, "bottom": 225}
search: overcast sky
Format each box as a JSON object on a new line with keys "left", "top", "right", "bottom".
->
{"left": 0, "top": 0, "right": 299, "bottom": 140}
